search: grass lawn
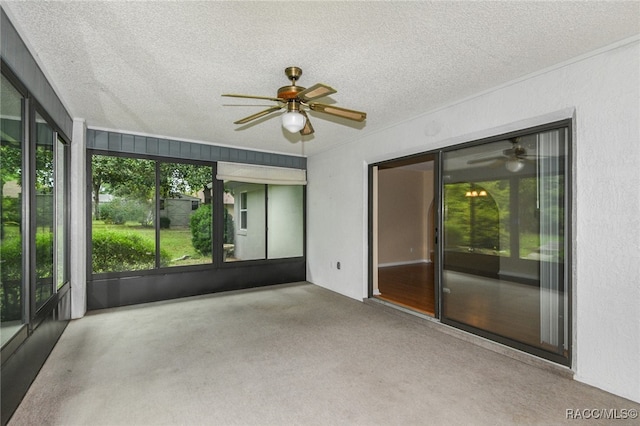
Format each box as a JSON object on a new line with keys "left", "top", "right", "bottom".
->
{"left": 92, "top": 221, "right": 211, "bottom": 267}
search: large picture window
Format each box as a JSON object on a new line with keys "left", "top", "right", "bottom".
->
{"left": 222, "top": 182, "right": 304, "bottom": 262}
{"left": 1, "top": 72, "right": 70, "bottom": 345}
{"left": 91, "top": 155, "right": 218, "bottom": 273}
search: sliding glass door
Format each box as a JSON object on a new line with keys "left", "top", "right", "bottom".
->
{"left": 441, "top": 126, "right": 569, "bottom": 363}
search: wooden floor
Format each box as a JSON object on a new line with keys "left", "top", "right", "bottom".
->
{"left": 377, "top": 263, "right": 435, "bottom": 316}
{"left": 376, "top": 265, "right": 565, "bottom": 357}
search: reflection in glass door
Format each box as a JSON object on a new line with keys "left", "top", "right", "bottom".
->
{"left": 442, "top": 127, "right": 569, "bottom": 364}
{"left": 1, "top": 74, "right": 25, "bottom": 344}
{"left": 34, "top": 112, "right": 55, "bottom": 310}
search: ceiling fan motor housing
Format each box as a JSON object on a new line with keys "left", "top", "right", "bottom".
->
{"left": 278, "top": 85, "right": 305, "bottom": 100}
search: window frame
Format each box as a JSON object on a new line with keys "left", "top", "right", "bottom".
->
{"left": 368, "top": 118, "right": 572, "bottom": 367}
{"left": 88, "top": 151, "right": 307, "bottom": 279}
{"left": 0, "top": 64, "right": 72, "bottom": 339}
{"left": 239, "top": 191, "right": 248, "bottom": 230}
{"left": 439, "top": 120, "right": 572, "bottom": 366}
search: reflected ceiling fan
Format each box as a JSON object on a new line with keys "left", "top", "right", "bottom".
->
{"left": 222, "top": 66, "right": 366, "bottom": 136}
{"left": 467, "top": 138, "right": 536, "bottom": 172}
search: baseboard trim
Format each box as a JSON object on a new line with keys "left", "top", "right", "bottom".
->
{"left": 378, "top": 259, "right": 431, "bottom": 268}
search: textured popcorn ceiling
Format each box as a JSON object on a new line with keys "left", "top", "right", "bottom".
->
{"left": 2, "top": 1, "right": 639, "bottom": 157}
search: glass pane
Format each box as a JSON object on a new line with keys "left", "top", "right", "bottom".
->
{"left": 91, "top": 155, "right": 156, "bottom": 273}
{"left": 159, "top": 163, "right": 213, "bottom": 267}
{"left": 519, "top": 176, "right": 564, "bottom": 262}
{"left": 35, "top": 113, "right": 55, "bottom": 309}
{"left": 56, "top": 136, "right": 68, "bottom": 288}
{"left": 267, "top": 185, "right": 303, "bottom": 259}
{"left": 1, "top": 74, "right": 25, "bottom": 344}
{"left": 443, "top": 181, "right": 510, "bottom": 256}
{"left": 224, "top": 182, "right": 265, "bottom": 262}
{"left": 442, "top": 130, "right": 568, "bottom": 359}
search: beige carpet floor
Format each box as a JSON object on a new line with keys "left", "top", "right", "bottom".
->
{"left": 8, "top": 282, "right": 640, "bottom": 425}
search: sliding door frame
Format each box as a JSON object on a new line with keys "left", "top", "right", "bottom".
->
{"left": 368, "top": 151, "right": 441, "bottom": 318}
{"left": 438, "top": 120, "right": 572, "bottom": 366}
{"left": 367, "top": 119, "right": 572, "bottom": 367}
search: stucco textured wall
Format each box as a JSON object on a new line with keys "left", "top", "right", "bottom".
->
{"left": 306, "top": 38, "right": 640, "bottom": 402}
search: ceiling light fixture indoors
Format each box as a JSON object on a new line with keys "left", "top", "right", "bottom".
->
{"left": 466, "top": 138, "right": 535, "bottom": 173}
{"left": 505, "top": 158, "right": 525, "bottom": 173}
{"left": 222, "top": 67, "right": 366, "bottom": 137}
{"left": 465, "top": 190, "right": 488, "bottom": 197}
{"left": 281, "top": 103, "right": 307, "bottom": 133}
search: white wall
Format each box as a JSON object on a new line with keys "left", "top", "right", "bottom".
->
{"left": 377, "top": 168, "right": 428, "bottom": 265}
{"left": 306, "top": 38, "right": 640, "bottom": 402}
{"left": 233, "top": 184, "right": 266, "bottom": 260}
{"left": 267, "top": 185, "right": 304, "bottom": 259}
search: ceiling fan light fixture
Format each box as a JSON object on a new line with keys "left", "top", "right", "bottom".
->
{"left": 223, "top": 67, "right": 366, "bottom": 137}
{"left": 505, "top": 158, "right": 525, "bottom": 173}
{"left": 282, "top": 110, "right": 306, "bottom": 133}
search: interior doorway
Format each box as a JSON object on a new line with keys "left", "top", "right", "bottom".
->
{"left": 372, "top": 154, "right": 437, "bottom": 316}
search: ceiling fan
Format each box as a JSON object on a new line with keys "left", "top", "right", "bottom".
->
{"left": 222, "top": 66, "right": 367, "bottom": 136}
{"left": 467, "top": 138, "right": 536, "bottom": 172}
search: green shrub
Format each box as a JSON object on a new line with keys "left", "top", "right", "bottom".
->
{"left": 99, "top": 198, "right": 152, "bottom": 226}
{"left": 190, "top": 204, "right": 212, "bottom": 255}
{"left": 1, "top": 196, "right": 21, "bottom": 224}
{"left": 1, "top": 231, "right": 53, "bottom": 321}
{"left": 0, "top": 234, "right": 22, "bottom": 281}
{"left": 189, "top": 204, "right": 234, "bottom": 255}
{"left": 92, "top": 229, "right": 170, "bottom": 273}
{"left": 35, "top": 231, "right": 54, "bottom": 278}
{"left": 1, "top": 233, "right": 23, "bottom": 321}
{"left": 159, "top": 216, "right": 171, "bottom": 229}
{"left": 224, "top": 208, "right": 234, "bottom": 245}
{"left": 1, "top": 231, "right": 53, "bottom": 281}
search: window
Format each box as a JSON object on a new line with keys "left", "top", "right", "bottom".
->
{"left": 91, "top": 155, "right": 217, "bottom": 272}
{"left": 217, "top": 162, "right": 306, "bottom": 263}
{"left": 224, "top": 182, "right": 304, "bottom": 262}
{"left": 159, "top": 162, "right": 213, "bottom": 267}
{"left": 90, "top": 156, "right": 306, "bottom": 270}
{"left": 1, "top": 73, "right": 70, "bottom": 342}
{"left": 239, "top": 192, "right": 248, "bottom": 230}
{"left": 91, "top": 155, "right": 157, "bottom": 273}
{"left": 1, "top": 73, "right": 25, "bottom": 344}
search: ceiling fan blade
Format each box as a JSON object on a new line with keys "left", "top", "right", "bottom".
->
{"left": 467, "top": 156, "right": 504, "bottom": 165}
{"left": 299, "top": 110, "right": 314, "bottom": 136}
{"left": 222, "top": 94, "right": 285, "bottom": 103}
{"left": 297, "top": 83, "right": 337, "bottom": 102}
{"left": 233, "top": 106, "right": 283, "bottom": 125}
{"left": 308, "top": 103, "right": 367, "bottom": 122}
